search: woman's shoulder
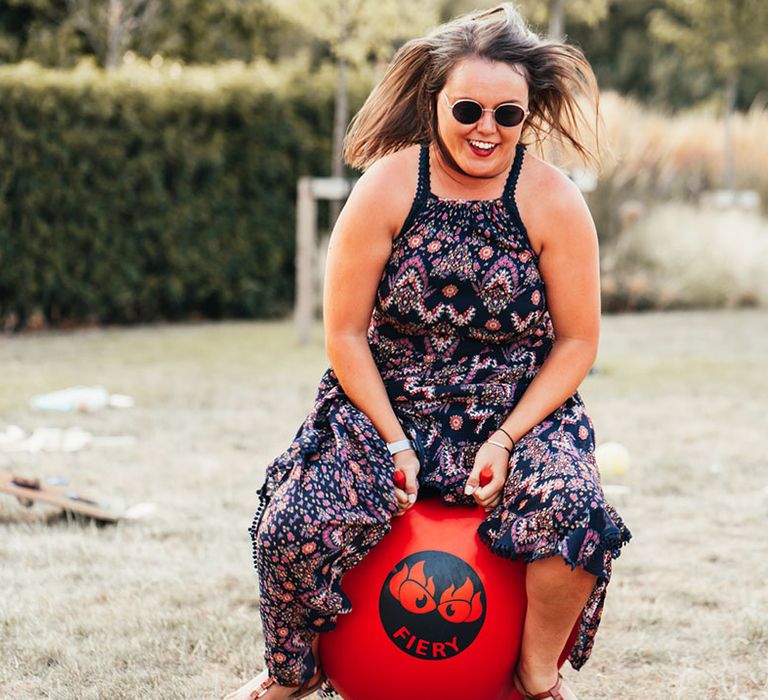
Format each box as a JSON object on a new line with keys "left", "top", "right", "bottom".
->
{"left": 346, "top": 145, "right": 423, "bottom": 236}
{"left": 516, "top": 148, "right": 595, "bottom": 253}
{"left": 357, "top": 144, "right": 421, "bottom": 193}
{"left": 518, "top": 149, "right": 583, "bottom": 209}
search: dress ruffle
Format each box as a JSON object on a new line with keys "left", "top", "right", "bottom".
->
{"left": 477, "top": 501, "right": 631, "bottom": 670}
{"left": 474, "top": 415, "right": 633, "bottom": 671}
{"left": 478, "top": 500, "right": 632, "bottom": 580}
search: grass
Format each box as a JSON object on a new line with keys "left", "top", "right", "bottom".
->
{"left": 1, "top": 310, "right": 767, "bottom": 699}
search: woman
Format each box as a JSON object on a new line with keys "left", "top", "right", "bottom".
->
{"left": 227, "top": 4, "right": 631, "bottom": 699}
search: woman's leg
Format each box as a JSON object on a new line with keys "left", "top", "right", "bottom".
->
{"left": 226, "top": 473, "right": 393, "bottom": 699}
{"left": 516, "top": 557, "right": 596, "bottom": 698}
{"left": 478, "top": 400, "right": 631, "bottom": 698}
{"left": 224, "top": 390, "right": 400, "bottom": 698}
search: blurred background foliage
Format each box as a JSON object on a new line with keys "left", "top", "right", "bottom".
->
{"left": 2, "top": 0, "right": 765, "bottom": 110}
{"left": 0, "top": 0, "right": 766, "bottom": 328}
{"left": 0, "top": 59, "right": 350, "bottom": 327}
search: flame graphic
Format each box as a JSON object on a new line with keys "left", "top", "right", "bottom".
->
{"left": 388, "top": 560, "right": 436, "bottom": 614}
{"left": 389, "top": 560, "right": 485, "bottom": 624}
{"left": 437, "top": 577, "right": 484, "bottom": 623}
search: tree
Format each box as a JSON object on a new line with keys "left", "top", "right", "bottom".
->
{"left": 271, "top": 0, "right": 441, "bottom": 194}
{"left": 66, "top": 0, "right": 158, "bottom": 69}
{"left": 0, "top": 0, "right": 286, "bottom": 66}
{"left": 440, "top": 0, "right": 609, "bottom": 39}
{"left": 650, "top": 0, "right": 768, "bottom": 188}
{"left": 143, "top": 0, "right": 289, "bottom": 64}
{"left": 0, "top": 0, "right": 81, "bottom": 65}
{"left": 518, "top": 0, "right": 609, "bottom": 39}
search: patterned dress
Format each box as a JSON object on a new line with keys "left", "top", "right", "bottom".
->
{"left": 250, "top": 142, "right": 632, "bottom": 691}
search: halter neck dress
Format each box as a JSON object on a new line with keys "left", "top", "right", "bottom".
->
{"left": 251, "top": 142, "right": 632, "bottom": 689}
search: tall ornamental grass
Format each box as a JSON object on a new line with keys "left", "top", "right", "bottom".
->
{"left": 559, "top": 93, "right": 768, "bottom": 311}
{"left": 599, "top": 92, "right": 767, "bottom": 204}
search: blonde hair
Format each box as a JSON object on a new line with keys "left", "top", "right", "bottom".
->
{"left": 344, "top": 3, "right": 600, "bottom": 171}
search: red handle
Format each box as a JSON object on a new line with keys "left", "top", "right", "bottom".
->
{"left": 393, "top": 470, "right": 406, "bottom": 490}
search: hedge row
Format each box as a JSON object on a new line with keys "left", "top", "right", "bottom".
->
{"left": 0, "top": 59, "right": 349, "bottom": 327}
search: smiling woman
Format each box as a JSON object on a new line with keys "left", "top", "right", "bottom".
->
{"left": 344, "top": 5, "right": 599, "bottom": 176}
{"left": 228, "top": 5, "right": 631, "bottom": 700}
{"left": 432, "top": 57, "right": 529, "bottom": 195}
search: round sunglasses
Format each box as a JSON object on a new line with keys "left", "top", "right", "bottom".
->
{"left": 443, "top": 93, "right": 528, "bottom": 128}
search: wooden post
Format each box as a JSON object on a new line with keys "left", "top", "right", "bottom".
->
{"left": 294, "top": 177, "right": 357, "bottom": 345}
{"left": 723, "top": 69, "right": 738, "bottom": 192}
{"left": 295, "top": 177, "right": 317, "bottom": 345}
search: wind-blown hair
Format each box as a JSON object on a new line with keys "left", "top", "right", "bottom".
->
{"left": 344, "top": 3, "right": 600, "bottom": 171}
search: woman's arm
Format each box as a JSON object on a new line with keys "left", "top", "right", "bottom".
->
{"left": 498, "top": 163, "right": 600, "bottom": 444}
{"left": 467, "top": 159, "right": 600, "bottom": 508}
{"left": 322, "top": 148, "right": 421, "bottom": 513}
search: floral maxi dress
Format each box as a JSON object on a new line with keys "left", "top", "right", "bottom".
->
{"left": 250, "top": 143, "right": 632, "bottom": 690}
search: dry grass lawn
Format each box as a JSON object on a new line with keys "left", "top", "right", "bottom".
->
{"left": 1, "top": 310, "right": 766, "bottom": 699}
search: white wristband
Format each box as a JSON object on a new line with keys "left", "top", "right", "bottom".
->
{"left": 386, "top": 438, "right": 416, "bottom": 456}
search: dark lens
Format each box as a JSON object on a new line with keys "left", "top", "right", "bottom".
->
{"left": 451, "top": 100, "right": 483, "bottom": 125}
{"left": 495, "top": 104, "right": 525, "bottom": 127}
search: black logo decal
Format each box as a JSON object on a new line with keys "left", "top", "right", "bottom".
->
{"left": 379, "top": 550, "right": 486, "bottom": 660}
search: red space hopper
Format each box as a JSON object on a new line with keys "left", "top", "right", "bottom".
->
{"left": 319, "top": 469, "right": 577, "bottom": 700}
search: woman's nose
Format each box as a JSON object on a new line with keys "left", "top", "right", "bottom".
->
{"left": 476, "top": 110, "right": 497, "bottom": 134}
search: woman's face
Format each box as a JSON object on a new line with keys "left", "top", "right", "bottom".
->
{"left": 437, "top": 56, "right": 529, "bottom": 179}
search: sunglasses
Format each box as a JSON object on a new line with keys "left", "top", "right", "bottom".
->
{"left": 443, "top": 93, "right": 528, "bottom": 128}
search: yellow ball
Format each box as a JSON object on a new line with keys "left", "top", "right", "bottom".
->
{"left": 595, "top": 442, "right": 631, "bottom": 478}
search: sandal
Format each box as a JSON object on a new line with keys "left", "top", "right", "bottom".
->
{"left": 290, "top": 669, "right": 326, "bottom": 700}
{"left": 513, "top": 671, "right": 566, "bottom": 700}
{"left": 249, "top": 668, "right": 326, "bottom": 699}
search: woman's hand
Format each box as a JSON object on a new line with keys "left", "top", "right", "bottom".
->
{"left": 393, "top": 449, "right": 420, "bottom": 517}
{"left": 465, "top": 432, "right": 513, "bottom": 511}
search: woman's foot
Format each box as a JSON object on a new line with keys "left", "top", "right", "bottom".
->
{"left": 223, "top": 637, "right": 323, "bottom": 700}
{"left": 223, "top": 666, "right": 325, "bottom": 699}
{"left": 514, "top": 662, "right": 577, "bottom": 700}
{"left": 223, "top": 667, "right": 299, "bottom": 699}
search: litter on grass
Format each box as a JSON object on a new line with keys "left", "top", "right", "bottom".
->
{"left": 603, "top": 484, "right": 631, "bottom": 496}
{"left": 30, "top": 386, "right": 135, "bottom": 413}
{"left": 0, "top": 426, "right": 136, "bottom": 454}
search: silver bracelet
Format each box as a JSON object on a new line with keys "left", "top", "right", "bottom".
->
{"left": 485, "top": 438, "right": 512, "bottom": 456}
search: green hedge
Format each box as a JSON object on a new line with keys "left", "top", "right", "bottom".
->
{"left": 0, "top": 59, "right": 346, "bottom": 327}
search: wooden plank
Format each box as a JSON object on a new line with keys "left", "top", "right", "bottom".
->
{"left": 295, "top": 177, "right": 318, "bottom": 346}
{"left": 294, "top": 177, "right": 357, "bottom": 344}
{"left": 0, "top": 470, "right": 123, "bottom": 522}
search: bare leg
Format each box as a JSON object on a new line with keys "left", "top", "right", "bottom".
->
{"left": 516, "top": 557, "right": 596, "bottom": 699}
